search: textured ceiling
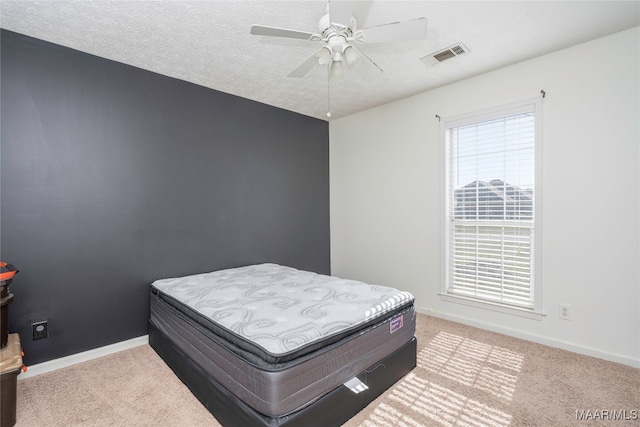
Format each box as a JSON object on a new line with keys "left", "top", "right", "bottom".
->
{"left": 1, "top": 1, "right": 639, "bottom": 121}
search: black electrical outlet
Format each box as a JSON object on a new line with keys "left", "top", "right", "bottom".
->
{"left": 32, "top": 321, "right": 48, "bottom": 340}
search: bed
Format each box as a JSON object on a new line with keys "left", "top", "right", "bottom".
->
{"left": 148, "top": 263, "right": 417, "bottom": 427}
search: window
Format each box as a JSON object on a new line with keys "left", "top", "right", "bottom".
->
{"left": 442, "top": 99, "right": 542, "bottom": 316}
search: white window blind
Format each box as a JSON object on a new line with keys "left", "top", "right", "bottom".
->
{"left": 445, "top": 103, "right": 536, "bottom": 309}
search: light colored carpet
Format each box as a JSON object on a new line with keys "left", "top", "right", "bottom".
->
{"left": 15, "top": 314, "right": 639, "bottom": 427}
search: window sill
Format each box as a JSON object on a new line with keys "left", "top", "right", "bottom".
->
{"left": 438, "top": 293, "right": 545, "bottom": 320}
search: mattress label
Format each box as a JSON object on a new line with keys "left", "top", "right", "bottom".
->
{"left": 343, "top": 377, "right": 369, "bottom": 394}
{"left": 390, "top": 315, "right": 404, "bottom": 334}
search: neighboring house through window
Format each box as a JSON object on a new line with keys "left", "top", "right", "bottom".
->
{"left": 441, "top": 98, "right": 543, "bottom": 318}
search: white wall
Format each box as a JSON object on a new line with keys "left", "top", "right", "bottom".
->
{"left": 330, "top": 27, "right": 640, "bottom": 367}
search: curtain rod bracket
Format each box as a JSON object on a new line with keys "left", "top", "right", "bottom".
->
{"left": 540, "top": 90, "right": 546, "bottom": 98}
{"left": 435, "top": 114, "right": 441, "bottom": 122}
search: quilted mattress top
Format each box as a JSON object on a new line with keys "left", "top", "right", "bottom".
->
{"left": 151, "top": 263, "right": 414, "bottom": 357}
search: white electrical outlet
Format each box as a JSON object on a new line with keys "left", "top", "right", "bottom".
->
{"left": 559, "top": 304, "right": 572, "bottom": 320}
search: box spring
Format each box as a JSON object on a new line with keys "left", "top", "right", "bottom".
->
{"left": 149, "top": 321, "right": 417, "bottom": 427}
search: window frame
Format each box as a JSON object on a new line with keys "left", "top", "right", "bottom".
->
{"left": 440, "top": 98, "right": 544, "bottom": 319}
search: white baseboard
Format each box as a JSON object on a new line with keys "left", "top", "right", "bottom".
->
{"left": 417, "top": 307, "right": 640, "bottom": 369}
{"left": 19, "top": 335, "right": 149, "bottom": 380}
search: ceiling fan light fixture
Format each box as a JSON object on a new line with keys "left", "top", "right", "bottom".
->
{"left": 317, "top": 46, "right": 332, "bottom": 65}
{"left": 343, "top": 45, "right": 361, "bottom": 70}
{"left": 329, "top": 60, "right": 345, "bottom": 79}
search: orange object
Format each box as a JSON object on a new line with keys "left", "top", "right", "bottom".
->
{"left": 0, "top": 262, "right": 18, "bottom": 282}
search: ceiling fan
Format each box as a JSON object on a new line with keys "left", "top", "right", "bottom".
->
{"left": 250, "top": 1, "right": 428, "bottom": 80}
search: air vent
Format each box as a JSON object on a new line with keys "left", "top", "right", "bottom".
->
{"left": 421, "top": 43, "right": 469, "bottom": 66}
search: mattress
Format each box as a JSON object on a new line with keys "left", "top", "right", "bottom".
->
{"left": 149, "top": 263, "right": 416, "bottom": 418}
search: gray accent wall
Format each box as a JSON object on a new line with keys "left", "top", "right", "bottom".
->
{"left": 0, "top": 30, "right": 330, "bottom": 365}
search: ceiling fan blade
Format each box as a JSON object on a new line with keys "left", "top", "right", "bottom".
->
{"left": 350, "top": 46, "right": 383, "bottom": 80}
{"left": 329, "top": 0, "right": 355, "bottom": 27}
{"left": 361, "top": 17, "right": 427, "bottom": 43}
{"left": 287, "top": 48, "right": 328, "bottom": 78}
{"left": 251, "top": 25, "right": 319, "bottom": 41}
